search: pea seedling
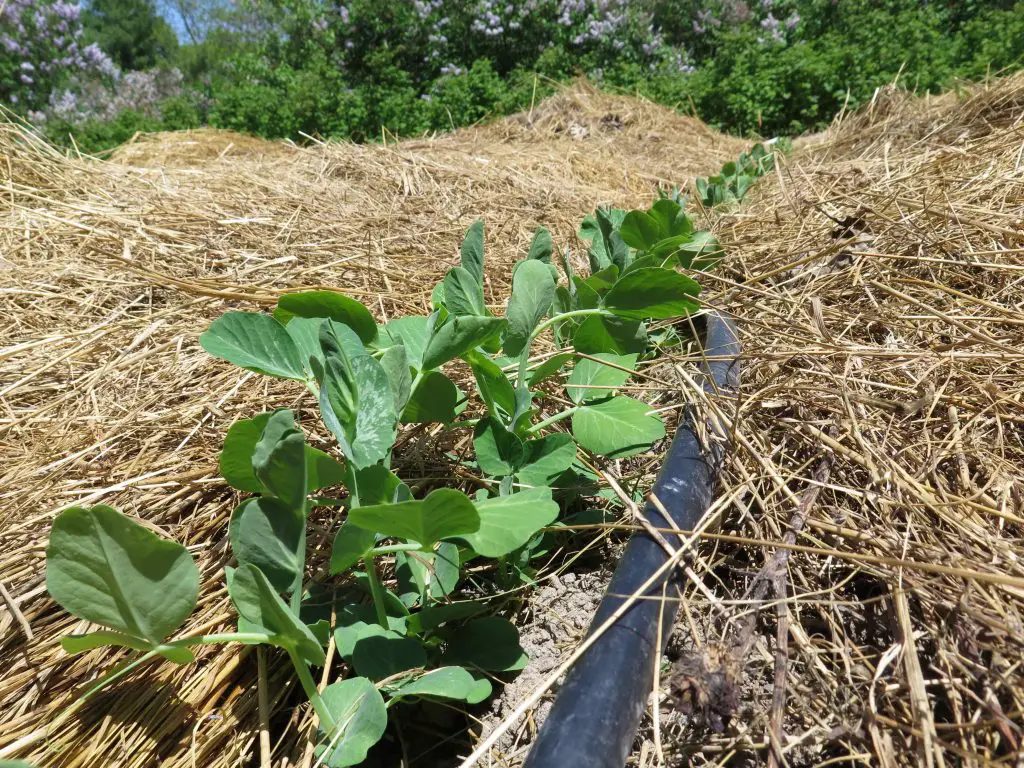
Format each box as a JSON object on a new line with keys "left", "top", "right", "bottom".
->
{"left": 44, "top": 194, "right": 723, "bottom": 765}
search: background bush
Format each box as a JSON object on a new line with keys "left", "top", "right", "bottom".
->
{"left": 3, "top": 0, "right": 1024, "bottom": 153}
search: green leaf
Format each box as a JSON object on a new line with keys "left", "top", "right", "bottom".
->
{"left": 619, "top": 210, "right": 662, "bottom": 251}
{"left": 316, "top": 678, "right": 387, "bottom": 768}
{"left": 229, "top": 497, "right": 305, "bottom": 593}
{"left": 227, "top": 564, "right": 325, "bottom": 665}
{"left": 528, "top": 352, "right": 573, "bottom": 386}
{"left": 283, "top": 316, "right": 327, "bottom": 377}
{"left": 348, "top": 488, "right": 479, "bottom": 549}
{"left": 441, "top": 616, "right": 528, "bottom": 672}
{"left": 252, "top": 410, "right": 307, "bottom": 510}
{"left": 307, "top": 447, "right": 347, "bottom": 490}
{"left": 321, "top": 352, "right": 397, "bottom": 470}
{"left": 402, "top": 371, "right": 460, "bottom": 423}
{"left": 276, "top": 291, "right": 377, "bottom": 345}
{"left": 379, "top": 343, "right": 412, "bottom": 415}
{"left": 334, "top": 607, "right": 407, "bottom": 658}
{"left": 46, "top": 505, "right": 199, "bottom": 646}
{"left": 566, "top": 353, "right": 637, "bottom": 404}
{"left": 603, "top": 267, "right": 701, "bottom": 320}
{"left": 378, "top": 316, "right": 430, "bottom": 370}
{"left": 396, "top": 542, "right": 460, "bottom": 606}
{"left": 473, "top": 418, "right": 524, "bottom": 476}
{"left": 646, "top": 198, "right": 693, "bottom": 239}
{"left": 405, "top": 600, "right": 489, "bottom": 635}
{"left": 422, "top": 315, "right": 506, "bottom": 370}
{"left": 329, "top": 523, "right": 376, "bottom": 575}
{"left": 443, "top": 266, "right": 487, "bottom": 317}
{"left": 527, "top": 227, "right": 553, "bottom": 263}
{"left": 671, "top": 230, "right": 723, "bottom": 271}
{"left": 459, "top": 219, "right": 485, "bottom": 287}
{"left": 572, "top": 396, "right": 665, "bottom": 458}
{"left": 384, "top": 666, "right": 492, "bottom": 704}
{"left": 221, "top": 413, "right": 343, "bottom": 493}
{"left": 200, "top": 312, "right": 306, "bottom": 381}
{"left": 503, "top": 259, "right": 556, "bottom": 357}
{"left": 352, "top": 630, "right": 427, "bottom": 681}
{"left": 515, "top": 433, "right": 577, "bottom": 489}
{"left": 461, "top": 488, "right": 559, "bottom": 557}
{"left": 572, "top": 314, "right": 647, "bottom": 355}
{"left": 467, "top": 351, "right": 516, "bottom": 422}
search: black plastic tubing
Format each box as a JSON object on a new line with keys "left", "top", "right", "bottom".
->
{"left": 522, "top": 312, "right": 741, "bottom": 768}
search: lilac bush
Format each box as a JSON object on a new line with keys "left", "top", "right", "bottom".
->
{"left": 29, "top": 68, "right": 186, "bottom": 127}
{"left": 0, "top": 0, "right": 116, "bottom": 112}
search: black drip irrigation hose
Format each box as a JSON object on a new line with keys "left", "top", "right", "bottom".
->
{"left": 522, "top": 312, "right": 741, "bottom": 768}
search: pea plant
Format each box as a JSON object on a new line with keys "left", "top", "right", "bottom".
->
{"left": 44, "top": 194, "right": 721, "bottom": 765}
{"left": 695, "top": 140, "right": 789, "bottom": 208}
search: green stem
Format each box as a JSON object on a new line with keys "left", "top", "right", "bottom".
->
{"left": 175, "top": 631, "right": 271, "bottom": 646}
{"left": 364, "top": 555, "right": 391, "bottom": 627}
{"left": 369, "top": 542, "right": 423, "bottom": 556}
{"left": 288, "top": 649, "right": 337, "bottom": 733}
{"left": 529, "top": 308, "right": 609, "bottom": 345}
{"left": 528, "top": 406, "right": 579, "bottom": 434}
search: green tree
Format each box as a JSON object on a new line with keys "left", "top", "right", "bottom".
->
{"left": 83, "top": 0, "right": 179, "bottom": 70}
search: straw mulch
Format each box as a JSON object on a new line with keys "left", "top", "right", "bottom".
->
{"left": 0, "top": 84, "right": 747, "bottom": 767}
{"left": 658, "top": 74, "right": 1024, "bottom": 765}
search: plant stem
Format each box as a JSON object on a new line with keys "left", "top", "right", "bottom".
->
{"left": 369, "top": 542, "right": 423, "bottom": 556}
{"left": 288, "top": 649, "right": 337, "bottom": 733}
{"left": 528, "top": 406, "right": 579, "bottom": 434}
{"left": 175, "top": 631, "right": 271, "bottom": 646}
{"left": 529, "top": 308, "right": 609, "bottom": 345}
{"left": 364, "top": 555, "right": 391, "bottom": 627}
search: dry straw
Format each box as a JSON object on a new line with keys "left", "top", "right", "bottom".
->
{"left": 1, "top": 73, "right": 1022, "bottom": 767}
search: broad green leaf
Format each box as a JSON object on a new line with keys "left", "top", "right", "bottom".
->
{"left": 443, "top": 266, "right": 486, "bottom": 317}
{"left": 461, "top": 487, "right": 559, "bottom": 557}
{"left": 334, "top": 607, "right": 407, "bottom": 658}
{"left": 227, "top": 564, "right": 325, "bottom": 665}
{"left": 330, "top": 523, "right": 376, "bottom": 575}
{"left": 252, "top": 410, "right": 307, "bottom": 510}
{"left": 46, "top": 505, "right": 199, "bottom": 646}
{"left": 503, "top": 259, "right": 556, "bottom": 356}
{"left": 385, "top": 666, "right": 492, "bottom": 704}
{"left": 473, "top": 418, "right": 523, "bottom": 476}
{"left": 527, "top": 227, "right": 553, "bottom": 263}
{"left": 276, "top": 291, "right": 377, "bottom": 344}
{"left": 316, "top": 678, "right": 387, "bottom": 768}
{"left": 422, "top": 316, "right": 506, "bottom": 370}
{"left": 572, "top": 314, "right": 647, "bottom": 355}
{"left": 603, "top": 267, "right": 701, "bottom": 320}
{"left": 60, "top": 630, "right": 195, "bottom": 663}
{"left": 321, "top": 353, "right": 397, "bottom": 469}
{"left": 619, "top": 210, "right": 662, "bottom": 251}
{"left": 200, "top": 312, "right": 306, "bottom": 381}
{"left": 396, "top": 542, "right": 460, "bottom": 605}
{"left": 348, "top": 488, "right": 479, "bottom": 549}
{"left": 221, "top": 413, "right": 343, "bottom": 493}
{"left": 467, "top": 351, "right": 516, "bottom": 422}
{"left": 307, "top": 447, "right": 347, "bottom": 490}
{"left": 229, "top": 497, "right": 304, "bottom": 593}
{"left": 379, "top": 316, "right": 430, "bottom": 370}
{"left": 283, "top": 316, "right": 327, "bottom": 377}
{"left": 352, "top": 630, "right": 427, "bottom": 681}
{"left": 378, "top": 343, "right": 412, "bottom": 415}
{"left": 459, "top": 219, "right": 485, "bottom": 287}
{"left": 572, "top": 396, "right": 665, "bottom": 458}
{"left": 528, "top": 352, "right": 573, "bottom": 386}
{"left": 571, "top": 276, "right": 601, "bottom": 309}
{"left": 402, "top": 371, "right": 460, "bottom": 424}
{"left": 672, "top": 230, "right": 723, "bottom": 271}
{"left": 320, "top": 318, "right": 368, "bottom": 363}
{"left": 584, "top": 264, "right": 620, "bottom": 294}
{"left": 646, "top": 198, "right": 693, "bottom": 239}
{"left": 515, "top": 433, "right": 577, "bottom": 489}
{"left": 566, "top": 353, "right": 637, "bottom": 404}
{"left": 441, "top": 616, "right": 528, "bottom": 672}
{"left": 350, "top": 464, "right": 405, "bottom": 506}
